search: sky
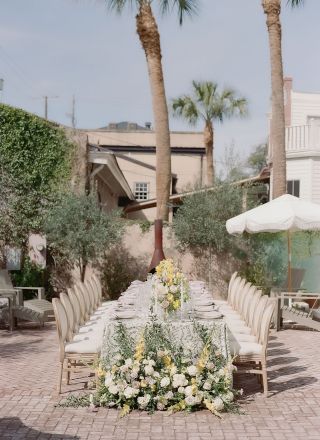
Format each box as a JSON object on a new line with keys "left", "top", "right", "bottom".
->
{"left": 0, "top": 0, "right": 319, "bottom": 164}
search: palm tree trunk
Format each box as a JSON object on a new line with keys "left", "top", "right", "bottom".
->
{"left": 204, "top": 121, "right": 214, "bottom": 186}
{"left": 262, "top": 0, "right": 287, "bottom": 198}
{"left": 136, "top": 3, "right": 171, "bottom": 220}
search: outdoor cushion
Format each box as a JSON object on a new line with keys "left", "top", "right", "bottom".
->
{"left": 65, "top": 336, "right": 101, "bottom": 354}
{"left": 230, "top": 341, "right": 263, "bottom": 356}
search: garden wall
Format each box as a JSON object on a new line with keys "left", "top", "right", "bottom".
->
{"left": 120, "top": 223, "right": 238, "bottom": 299}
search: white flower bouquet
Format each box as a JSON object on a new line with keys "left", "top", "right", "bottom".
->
{"left": 152, "top": 259, "right": 190, "bottom": 315}
{"left": 95, "top": 320, "right": 238, "bottom": 417}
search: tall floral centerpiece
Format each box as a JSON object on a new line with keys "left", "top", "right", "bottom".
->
{"left": 152, "top": 259, "right": 189, "bottom": 319}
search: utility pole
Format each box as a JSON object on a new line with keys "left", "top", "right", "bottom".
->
{"left": 71, "top": 95, "right": 76, "bottom": 128}
{"left": 43, "top": 95, "right": 58, "bottom": 120}
{"left": 67, "top": 95, "right": 76, "bottom": 128}
{"left": 44, "top": 96, "right": 48, "bottom": 119}
{"left": 0, "top": 79, "right": 4, "bottom": 103}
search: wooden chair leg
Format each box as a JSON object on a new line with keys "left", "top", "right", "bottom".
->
{"left": 262, "top": 363, "right": 268, "bottom": 396}
{"left": 57, "top": 361, "right": 63, "bottom": 393}
{"left": 66, "top": 360, "right": 71, "bottom": 385}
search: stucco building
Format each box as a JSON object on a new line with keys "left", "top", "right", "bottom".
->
{"left": 86, "top": 122, "right": 206, "bottom": 220}
{"left": 269, "top": 77, "right": 320, "bottom": 203}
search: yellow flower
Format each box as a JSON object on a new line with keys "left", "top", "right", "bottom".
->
{"left": 191, "top": 378, "right": 196, "bottom": 385}
{"left": 140, "top": 379, "right": 147, "bottom": 388}
{"left": 163, "top": 355, "right": 172, "bottom": 367}
{"left": 96, "top": 367, "right": 105, "bottom": 378}
{"left": 120, "top": 404, "right": 131, "bottom": 417}
{"left": 167, "top": 294, "right": 174, "bottom": 303}
{"left": 173, "top": 300, "right": 180, "bottom": 310}
{"left": 197, "top": 344, "right": 210, "bottom": 372}
{"left": 111, "top": 365, "right": 118, "bottom": 373}
{"left": 134, "top": 334, "right": 145, "bottom": 362}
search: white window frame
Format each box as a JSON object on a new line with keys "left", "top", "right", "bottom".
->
{"left": 134, "top": 182, "right": 149, "bottom": 201}
{"left": 287, "top": 179, "right": 300, "bottom": 197}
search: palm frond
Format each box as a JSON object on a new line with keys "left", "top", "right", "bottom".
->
{"left": 105, "top": 0, "right": 138, "bottom": 14}
{"left": 160, "top": 0, "right": 199, "bottom": 25}
{"left": 172, "top": 95, "right": 199, "bottom": 125}
{"left": 287, "top": 0, "right": 304, "bottom": 7}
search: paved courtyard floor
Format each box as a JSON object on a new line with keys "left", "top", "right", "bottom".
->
{"left": 0, "top": 323, "right": 319, "bottom": 440}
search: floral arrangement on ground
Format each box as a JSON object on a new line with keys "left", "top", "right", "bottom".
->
{"left": 152, "top": 258, "right": 190, "bottom": 314}
{"left": 93, "top": 319, "right": 238, "bottom": 416}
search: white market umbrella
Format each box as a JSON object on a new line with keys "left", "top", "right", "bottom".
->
{"left": 226, "top": 194, "right": 320, "bottom": 291}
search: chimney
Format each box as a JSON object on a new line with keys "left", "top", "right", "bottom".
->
{"left": 284, "top": 77, "right": 293, "bottom": 127}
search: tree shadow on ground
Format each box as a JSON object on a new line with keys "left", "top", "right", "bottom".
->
{"left": 0, "top": 417, "right": 79, "bottom": 439}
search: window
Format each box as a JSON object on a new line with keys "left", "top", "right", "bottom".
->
{"left": 134, "top": 182, "right": 149, "bottom": 201}
{"left": 287, "top": 180, "right": 300, "bottom": 197}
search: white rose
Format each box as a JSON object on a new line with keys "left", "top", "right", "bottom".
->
{"left": 146, "top": 377, "right": 155, "bottom": 386}
{"left": 108, "top": 401, "right": 116, "bottom": 407}
{"left": 108, "top": 384, "right": 119, "bottom": 394}
{"left": 213, "top": 397, "right": 224, "bottom": 411}
{"left": 160, "top": 377, "right": 170, "bottom": 388}
{"left": 178, "top": 386, "right": 185, "bottom": 394}
{"left": 170, "top": 285, "right": 178, "bottom": 294}
{"left": 148, "top": 359, "right": 156, "bottom": 366}
{"left": 170, "top": 365, "right": 177, "bottom": 375}
{"left": 184, "top": 385, "right": 193, "bottom": 396}
{"left": 153, "top": 371, "right": 160, "bottom": 378}
{"left": 137, "top": 394, "right": 151, "bottom": 409}
{"left": 123, "top": 386, "right": 135, "bottom": 399}
{"left": 162, "top": 300, "right": 170, "bottom": 309}
{"left": 195, "top": 393, "right": 203, "bottom": 404}
{"left": 173, "top": 374, "right": 188, "bottom": 388}
{"left": 104, "top": 373, "right": 113, "bottom": 387}
{"left": 186, "top": 365, "right": 198, "bottom": 376}
{"left": 185, "top": 395, "right": 196, "bottom": 406}
{"left": 125, "top": 358, "right": 133, "bottom": 367}
{"left": 206, "top": 362, "right": 214, "bottom": 370}
{"left": 144, "top": 365, "right": 154, "bottom": 376}
{"left": 203, "top": 381, "right": 211, "bottom": 391}
{"left": 157, "top": 402, "right": 165, "bottom": 411}
{"left": 224, "top": 391, "right": 234, "bottom": 403}
{"left": 120, "top": 364, "right": 128, "bottom": 373}
{"left": 165, "top": 391, "right": 173, "bottom": 399}
{"left": 130, "top": 369, "right": 139, "bottom": 379}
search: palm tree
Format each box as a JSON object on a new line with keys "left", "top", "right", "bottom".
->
{"left": 262, "top": 0, "right": 304, "bottom": 198}
{"left": 106, "top": 1, "right": 198, "bottom": 221}
{"left": 172, "top": 81, "right": 247, "bottom": 186}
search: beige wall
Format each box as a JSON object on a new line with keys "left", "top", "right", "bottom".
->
{"left": 120, "top": 223, "right": 238, "bottom": 299}
{"left": 95, "top": 176, "right": 119, "bottom": 211}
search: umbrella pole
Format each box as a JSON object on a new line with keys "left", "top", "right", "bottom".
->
{"left": 287, "top": 230, "right": 292, "bottom": 292}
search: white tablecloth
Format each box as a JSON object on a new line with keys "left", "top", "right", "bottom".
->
{"left": 101, "top": 283, "right": 229, "bottom": 367}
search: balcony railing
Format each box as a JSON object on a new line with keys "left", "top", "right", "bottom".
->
{"left": 286, "top": 125, "right": 320, "bottom": 152}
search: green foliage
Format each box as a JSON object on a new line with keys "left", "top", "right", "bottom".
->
{"left": 11, "top": 256, "right": 44, "bottom": 288}
{"left": 247, "top": 143, "right": 268, "bottom": 174}
{"left": 98, "top": 244, "right": 147, "bottom": 300}
{"left": 138, "top": 220, "right": 153, "bottom": 234}
{"left": 44, "top": 192, "right": 123, "bottom": 280}
{"left": 173, "top": 184, "right": 243, "bottom": 254}
{"left": 240, "top": 233, "right": 287, "bottom": 289}
{"left": 0, "top": 104, "right": 74, "bottom": 245}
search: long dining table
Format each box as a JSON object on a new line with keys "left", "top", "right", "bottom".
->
{"left": 101, "top": 280, "right": 229, "bottom": 368}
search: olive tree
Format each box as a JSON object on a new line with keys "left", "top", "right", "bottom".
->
{"left": 173, "top": 184, "right": 243, "bottom": 287}
{"left": 44, "top": 192, "right": 123, "bottom": 282}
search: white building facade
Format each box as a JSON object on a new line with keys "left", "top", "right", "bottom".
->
{"left": 280, "top": 77, "right": 320, "bottom": 203}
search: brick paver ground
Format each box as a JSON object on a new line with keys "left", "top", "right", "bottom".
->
{"left": 0, "top": 323, "right": 319, "bottom": 440}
